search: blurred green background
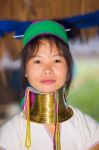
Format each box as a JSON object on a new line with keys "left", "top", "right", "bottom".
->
{"left": 68, "top": 58, "right": 99, "bottom": 121}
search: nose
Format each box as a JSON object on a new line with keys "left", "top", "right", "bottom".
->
{"left": 44, "top": 64, "right": 53, "bottom": 74}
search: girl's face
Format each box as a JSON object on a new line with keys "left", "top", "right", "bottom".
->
{"left": 25, "top": 40, "right": 68, "bottom": 93}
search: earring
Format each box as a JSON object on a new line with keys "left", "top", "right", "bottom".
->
{"left": 25, "top": 74, "right": 27, "bottom": 77}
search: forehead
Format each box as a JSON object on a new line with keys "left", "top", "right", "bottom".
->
{"left": 34, "top": 39, "right": 62, "bottom": 55}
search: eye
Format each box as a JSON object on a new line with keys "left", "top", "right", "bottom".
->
{"left": 54, "top": 59, "right": 62, "bottom": 63}
{"left": 33, "top": 60, "right": 41, "bottom": 64}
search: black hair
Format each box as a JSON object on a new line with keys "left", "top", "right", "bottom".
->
{"left": 21, "top": 34, "right": 73, "bottom": 94}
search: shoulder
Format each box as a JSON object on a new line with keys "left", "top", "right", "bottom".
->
{"left": 66, "top": 106, "right": 99, "bottom": 135}
{"left": 0, "top": 112, "right": 24, "bottom": 149}
{"left": 70, "top": 106, "right": 99, "bottom": 148}
{"left": 0, "top": 111, "right": 23, "bottom": 133}
{"left": 71, "top": 106, "right": 99, "bottom": 128}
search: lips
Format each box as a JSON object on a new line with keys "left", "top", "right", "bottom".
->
{"left": 40, "top": 80, "right": 56, "bottom": 84}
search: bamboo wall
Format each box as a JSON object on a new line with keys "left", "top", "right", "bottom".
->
{"left": 0, "top": 0, "right": 99, "bottom": 59}
{"left": 0, "top": 0, "right": 99, "bottom": 20}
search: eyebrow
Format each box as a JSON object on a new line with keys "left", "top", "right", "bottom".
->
{"left": 33, "top": 53, "right": 63, "bottom": 58}
{"left": 53, "top": 54, "right": 63, "bottom": 57}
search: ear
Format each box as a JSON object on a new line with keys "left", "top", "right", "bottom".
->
{"left": 25, "top": 73, "right": 27, "bottom": 77}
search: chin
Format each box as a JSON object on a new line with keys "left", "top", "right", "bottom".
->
{"left": 38, "top": 87, "right": 60, "bottom": 93}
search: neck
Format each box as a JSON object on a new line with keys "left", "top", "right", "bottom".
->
{"left": 29, "top": 87, "right": 73, "bottom": 124}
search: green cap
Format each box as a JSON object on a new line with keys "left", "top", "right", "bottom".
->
{"left": 23, "top": 20, "right": 68, "bottom": 46}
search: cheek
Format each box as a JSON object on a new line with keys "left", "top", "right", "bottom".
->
{"left": 26, "top": 62, "right": 39, "bottom": 77}
{"left": 27, "top": 70, "right": 39, "bottom": 81}
{"left": 60, "top": 66, "right": 68, "bottom": 83}
{"left": 57, "top": 65, "right": 67, "bottom": 77}
{"left": 26, "top": 66, "right": 42, "bottom": 86}
{"left": 26, "top": 73, "right": 39, "bottom": 88}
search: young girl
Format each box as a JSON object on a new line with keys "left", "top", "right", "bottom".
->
{"left": 0, "top": 20, "right": 99, "bottom": 150}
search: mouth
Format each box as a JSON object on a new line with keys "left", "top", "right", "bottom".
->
{"left": 40, "top": 80, "right": 56, "bottom": 84}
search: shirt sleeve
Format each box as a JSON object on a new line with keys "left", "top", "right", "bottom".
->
{"left": 0, "top": 114, "right": 21, "bottom": 150}
{"left": 84, "top": 114, "right": 99, "bottom": 149}
{"left": 74, "top": 107, "right": 99, "bottom": 150}
{"left": 87, "top": 125, "right": 99, "bottom": 150}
